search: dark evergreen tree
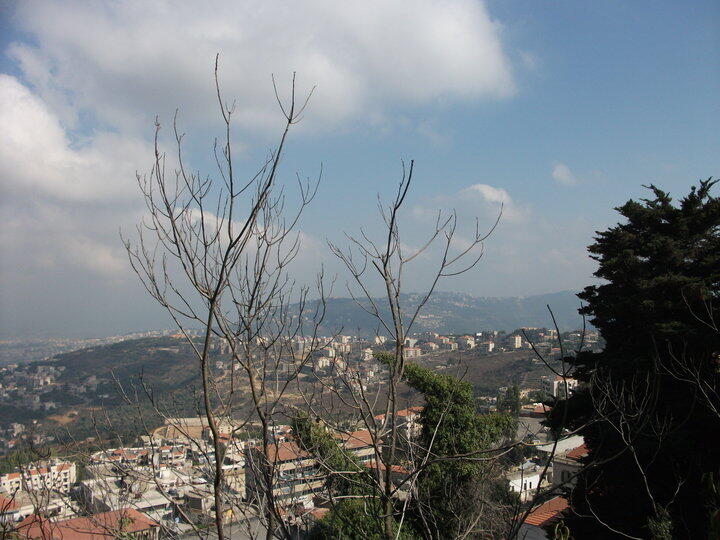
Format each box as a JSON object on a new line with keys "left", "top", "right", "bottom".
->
{"left": 553, "top": 180, "right": 720, "bottom": 538}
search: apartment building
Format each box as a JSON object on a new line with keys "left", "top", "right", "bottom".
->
{"left": 508, "top": 334, "right": 523, "bottom": 349}
{"left": 246, "top": 441, "right": 324, "bottom": 507}
{"left": 405, "top": 347, "right": 422, "bottom": 359}
{"left": 552, "top": 443, "right": 588, "bottom": 489}
{"left": 336, "top": 430, "right": 375, "bottom": 463}
{"left": 246, "top": 429, "right": 378, "bottom": 508}
{"left": 375, "top": 407, "right": 423, "bottom": 440}
{"left": 478, "top": 341, "right": 495, "bottom": 353}
{"left": 543, "top": 376, "right": 579, "bottom": 398}
{"left": 0, "top": 460, "right": 76, "bottom": 494}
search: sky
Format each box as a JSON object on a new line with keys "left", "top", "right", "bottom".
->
{"left": 0, "top": 0, "right": 718, "bottom": 338}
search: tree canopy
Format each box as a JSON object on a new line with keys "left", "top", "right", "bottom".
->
{"left": 398, "top": 359, "right": 516, "bottom": 538}
{"left": 555, "top": 180, "right": 720, "bottom": 538}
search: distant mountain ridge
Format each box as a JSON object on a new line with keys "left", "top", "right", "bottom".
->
{"left": 307, "top": 290, "right": 585, "bottom": 336}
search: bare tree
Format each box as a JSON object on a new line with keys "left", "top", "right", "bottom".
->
{"left": 283, "top": 164, "right": 518, "bottom": 539}
{"left": 107, "top": 58, "right": 582, "bottom": 540}
{"left": 121, "top": 56, "right": 326, "bottom": 539}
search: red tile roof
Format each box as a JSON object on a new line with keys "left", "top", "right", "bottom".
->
{"left": 15, "top": 508, "right": 159, "bottom": 539}
{"left": 339, "top": 430, "right": 374, "bottom": 449}
{"left": 364, "top": 460, "right": 410, "bottom": 475}
{"left": 310, "top": 507, "right": 330, "bottom": 519}
{"left": 396, "top": 406, "right": 422, "bottom": 417}
{"left": 523, "top": 496, "right": 569, "bottom": 527}
{"left": 264, "top": 441, "right": 310, "bottom": 462}
{"left": 374, "top": 406, "right": 423, "bottom": 421}
{"left": 0, "top": 493, "right": 19, "bottom": 511}
{"left": 534, "top": 403, "right": 551, "bottom": 414}
{"left": 566, "top": 443, "right": 589, "bottom": 461}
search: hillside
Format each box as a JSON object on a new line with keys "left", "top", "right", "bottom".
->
{"left": 28, "top": 291, "right": 585, "bottom": 405}
{"left": 44, "top": 337, "right": 200, "bottom": 391}
{"left": 308, "top": 290, "right": 585, "bottom": 336}
{"left": 7, "top": 292, "right": 584, "bottom": 439}
{"left": 21, "top": 337, "right": 208, "bottom": 440}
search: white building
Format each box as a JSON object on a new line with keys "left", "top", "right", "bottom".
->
{"left": 478, "top": 341, "right": 495, "bottom": 353}
{"left": 552, "top": 443, "right": 587, "bottom": 489}
{"left": 336, "top": 342, "right": 352, "bottom": 355}
{"left": 509, "top": 335, "right": 522, "bottom": 349}
{"left": 405, "top": 347, "right": 422, "bottom": 359}
{"left": 314, "top": 356, "right": 330, "bottom": 370}
{"left": 77, "top": 478, "right": 175, "bottom": 523}
{"left": 459, "top": 336, "right": 476, "bottom": 349}
{"left": 544, "top": 376, "right": 580, "bottom": 398}
{"left": 0, "top": 490, "right": 75, "bottom": 524}
{"left": 374, "top": 407, "right": 423, "bottom": 440}
{"left": 0, "top": 460, "right": 76, "bottom": 494}
{"left": 508, "top": 461, "right": 543, "bottom": 502}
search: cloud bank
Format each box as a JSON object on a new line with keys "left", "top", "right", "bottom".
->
{"left": 8, "top": 0, "right": 515, "bottom": 132}
{"left": 1, "top": 0, "right": 518, "bottom": 337}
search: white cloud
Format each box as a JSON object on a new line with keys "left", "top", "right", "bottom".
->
{"left": 0, "top": 74, "right": 148, "bottom": 202}
{"left": 0, "top": 0, "right": 524, "bottom": 335}
{"left": 411, "top": 182, "right": 528, "bottom": 226}
{"left": 8, "top": 0, "right": 515, "bottom": 133}
{"left": 416, "top": 120, "right": 451, "bottom": 147}
{"left": 63, "top": 236, "right": 128, "bottom": 276}
{"left": 552, "top": 162, "right": 579, "bottom": 186}
{"left": 460, "top": 183, "right": 528, "bottom": 222}
{"left": 0, "top": 75, "right": 145, "bottom": 282}
{"left": 0, "top": 196, "right": 133, "bottom": 279}
{"left": 462, "top": 183, "right": 511, "bottom": 204}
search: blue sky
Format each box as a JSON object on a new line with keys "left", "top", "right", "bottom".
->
{"left": 0, "top": 1, "right": 718, "bottom": 337}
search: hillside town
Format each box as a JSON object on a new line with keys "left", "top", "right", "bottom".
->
{"left": 0, "top": 328, "right": 596, "bottom": 538}
{"left": 1, "top": 412, "right": 587, "bottom": 538}
{"left": 0, "top": 328, "right": 599, "bottom": 454}
{"left": 1, "top": 0, "right": 718, "bottom": 536}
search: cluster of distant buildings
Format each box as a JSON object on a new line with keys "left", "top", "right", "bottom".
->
{"left": 286, "top": 328, "right": 596, "bottom": 395}
{"left": 291, "top": 328, "right": 577, "bottom": 364}
{"left": 0, "top": 412, "right": 422, "bottom": 537}
{"left": 0, "top": 326, "right": 599, "bottom": 538}
{"left": 0, "top": 364, "right": 63, "bottom": 413}
{"left": 0, "top": 387, "right": 588, "bottom": 539}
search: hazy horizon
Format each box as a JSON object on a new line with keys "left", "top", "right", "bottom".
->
{"left": 1, "top": 289, "right": 584, "bottom": 340}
